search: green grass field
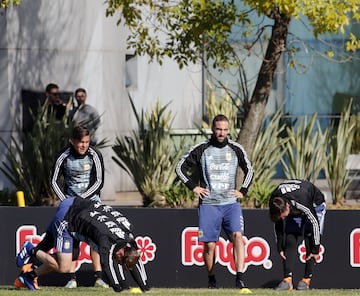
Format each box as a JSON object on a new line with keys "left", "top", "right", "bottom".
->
{"left": 1, "top": 287, "right": 360, "bottom": 296}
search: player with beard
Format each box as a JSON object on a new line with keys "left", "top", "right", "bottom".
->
{"left": 176, "top": 114, "right": 254, "bottom": 292}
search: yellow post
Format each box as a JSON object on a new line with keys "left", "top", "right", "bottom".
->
{"left": 16, "top": 191, "right": 25, "bottom": 207}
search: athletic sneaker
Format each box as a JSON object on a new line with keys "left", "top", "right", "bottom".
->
{"left": 13, "top": 277, "right": 26, "bottom": 289}
{"left": 14, "top": 264, "right": 40, "bottom": 290}
{"left": 16, "top": 241, "right": 34, "bottom": 267}
{"left": 236, "top": 279, "right": 247, "bottom": 289}
{"left": 296, "top": 278, "right": 311, "bottom": 290}
{"left": 95, "top": 278, "right": 109, "bottom": 288}
{"left": 23, "top": 264, "right": 40, "bottom": 289}
{"left": 19, "top": 272, "right": 37, "bottom": 290}
{"left": 14, "top": 275, "right": 40, "bottom": 289}
{"left": 275, "top": 277, "right": 293, "bottom": 291}
{"left": 65, "top": 279, "right": 77, "bottom": 288}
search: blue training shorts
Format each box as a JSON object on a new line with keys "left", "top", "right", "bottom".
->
{"left": 198, "top": 203, "right": 244, "bottom": 242}
{"left": 46, "top": 197, "right": 76, "bottom": 254}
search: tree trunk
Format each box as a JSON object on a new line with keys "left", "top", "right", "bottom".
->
{"left": 236, "top": 11, "right": 291, "bottom": 187}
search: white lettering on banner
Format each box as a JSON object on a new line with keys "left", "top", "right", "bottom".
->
{"left": 350, "top": 228, "right": 360, "bottom": 267}
{"left": 181, "top": 227, "right": 273, "bottom": 274}
{"left": 15, "top": 225, "right": 156, "bottom": 271}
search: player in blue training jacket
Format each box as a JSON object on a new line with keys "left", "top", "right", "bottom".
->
{"left": 51, "top": 125, "right": 106, "bottom": 288}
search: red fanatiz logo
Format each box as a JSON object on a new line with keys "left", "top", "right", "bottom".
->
{"left": 181, "top": 227, "right": 272, "bottom": 274}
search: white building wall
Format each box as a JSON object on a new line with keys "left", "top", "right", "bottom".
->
{"left": 0, "top": 0, "right": 202, "bottom": 198}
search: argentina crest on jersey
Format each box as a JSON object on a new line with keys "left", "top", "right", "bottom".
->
{"left": 64, "top": 240, "right": 71, "bottom": 250}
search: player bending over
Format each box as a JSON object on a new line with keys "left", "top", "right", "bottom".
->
{"left": 15, "top": 197, "right": 150, "bottom": 292}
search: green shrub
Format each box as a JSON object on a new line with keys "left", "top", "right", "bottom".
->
{"left": 112, "top": 96, "right": 190, "bottom": 207}
{"left": 161, "top": 180, "right": 197, "bottom": 208}
{"left": 325, "top": 101, "right": 357, "bottom": 204}
{"left": 250, "top": 181, "right": 278, "bottom": 208}
{"left": 280, "top": 113, "right": 328, "bottom": 184}
{"left": 246, "top": 110, "right": 288, "bottom": 208}
{"left": 197, "top": 80, "right": 241, "bottom": 140}
{"left": 0, "top": 100, "right": 107, "bottom": 206}
{"left": 0, "top": 102, "right": 75, "bottom": 205}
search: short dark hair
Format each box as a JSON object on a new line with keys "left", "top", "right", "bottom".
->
{"left": 45, "top": 83, "right": 59, "bottom": 93}
{"left": 269, "top": 197, "right": 288, "bottom": 222}
{"left": 75, "top": 88, "right": 87, "bottom": 96}
{"left": 71, "top": 126, "right": 90, "bottom": 141}
{"left": 211, "top": 114, "right": 229, "bottom": 129}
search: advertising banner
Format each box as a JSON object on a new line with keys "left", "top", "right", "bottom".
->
{"left": 1, "top": 207, "right": 360, "bottom": 289}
